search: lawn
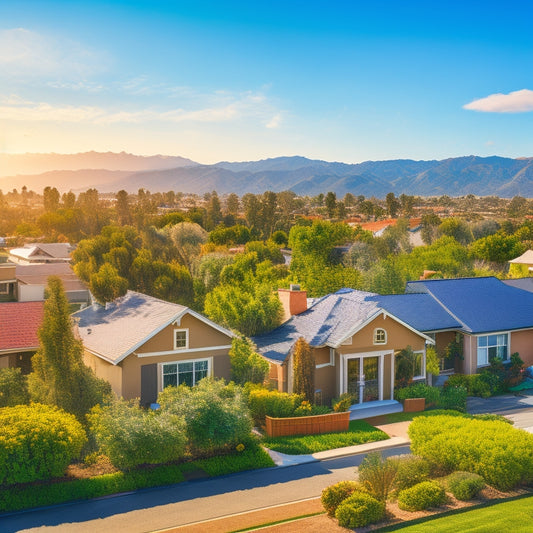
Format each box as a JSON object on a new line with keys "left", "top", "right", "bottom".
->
{"left": 262, "top": 420, "right": 389, "bottom": 454}
{"left": 382, "top": 495, "right": 533, "bottom": 532}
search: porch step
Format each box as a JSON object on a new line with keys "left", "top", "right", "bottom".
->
{"left": 349, "top": 400, "right": 403, "bottom": 421}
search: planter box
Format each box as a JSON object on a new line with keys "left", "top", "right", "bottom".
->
{"left": 403, "top": 397, "right": 425, "bottom": 412}
{"left": 265, "top": 411, "right": 350, "bottom": 437}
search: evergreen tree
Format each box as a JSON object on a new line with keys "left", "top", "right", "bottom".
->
{"left": 229, "top": 336, "right": 269, "bottom": 385}
{"left": 28, "top": 277, "right": 111, "bottom": 421}
{"left": 292, "top": 337, "right": 315, "bottom": 403}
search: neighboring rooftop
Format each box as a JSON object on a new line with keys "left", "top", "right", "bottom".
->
{"left": 9, "top": 243, "right": 74, "bottom": 264}
{"left": 406, "top": 276, "right": 533, "bottom": 334}
{"left": 509, "top": 250, "right": 533, "bottom": 265}
{"left": 74, "top": 291, "right": 189, "bottom": 364}
{"left": 0, "top": 301, "right": 44, "bottom": 352}
{"left": 503, "top": 277, "right": 533, "bottom": 293}
{"left": 15, "top": 263, "right": 86, "bottom": 292}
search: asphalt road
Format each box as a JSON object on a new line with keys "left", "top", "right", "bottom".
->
{"left": 1, "top": 446, "right": 410, "bottom": 533}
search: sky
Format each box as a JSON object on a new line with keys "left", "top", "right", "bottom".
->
{"left": 1, "top": 0, "right": 533, "bottom": 164}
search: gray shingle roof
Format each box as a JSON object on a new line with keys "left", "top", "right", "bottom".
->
{"left": 73, "top": 291, "right": 188, "bottom": 364}
{"left": 253, "top": 289, "right": 386, "bottom": 363}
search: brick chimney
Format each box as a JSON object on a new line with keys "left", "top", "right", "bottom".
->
{"left": 278, "top": 284, "right": 307, "bottom": 322}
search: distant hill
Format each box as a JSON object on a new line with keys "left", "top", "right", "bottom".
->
{"left": 1, "top": 152, "right": 533, "bottom": 197}
{"left": 0, "top": 151, "right": 198, "bottom": 178}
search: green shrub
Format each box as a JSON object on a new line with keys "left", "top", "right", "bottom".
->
{"left": 473, "top": 413, "right": 513, "bottom": 424}
{"left": 229, "top": 336, "right": 270, "bottom": 385}
{"left": 335, "top": 491, "right": 385, "bottom": 528}
{"left": 437, "top": 385, "right": 467, "bottom": 412}
{"left": 359, "top": 451, "right": 398, "bottom": 501}
{"left": 88, "top": 399, "right": 187, "bottom": 470}
{"left": 332, "top": 393, "right": 353, "bottom": 412}
{"left": 0, "top": 368, "right": 30, "bottom": 407}
{"left": 397, "top": 480, "right": 446, "bottom": 511}
{"left": 447, "top": 471, "right": 485, "bottom": 500}
{"left": 393, "top": 455, "right": 431, "bottom": 491}
{"left": 409, "top": 415, "right": 533, "bottom": 490}
{"left": 0, "top": 403, "right": 87, "bottom": 485}
{"left": 321, "top": 480, "right": 363, "bottom": 516}
{"left": 246, "top": 387, "right": 303, "bottom": 425}
{"left": 158, "top": 378, "right": 253, "bottom": 456}
{"left": 446, "top": 374, "right": 491, "bottom": 397}
{"left": 395, "top": 383, "right": 440, "bottom": 407}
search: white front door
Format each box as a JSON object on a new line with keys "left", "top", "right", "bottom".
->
{"left": 346, "top": 355, "right": 382, "bottom": 403}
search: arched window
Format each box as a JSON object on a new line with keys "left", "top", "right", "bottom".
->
{"left": 373, "top": 328, "right": 387, "bottom": 345}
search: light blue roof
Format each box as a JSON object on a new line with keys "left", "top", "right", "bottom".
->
{"left": 406, "top": 277, "right": 533, "bottom": 334}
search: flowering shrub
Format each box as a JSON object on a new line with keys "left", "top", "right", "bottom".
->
{"left": 0, "top": 403, "right": 86, "bottom": 485}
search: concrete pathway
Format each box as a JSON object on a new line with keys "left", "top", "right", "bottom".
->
{"left": 467, "top": 390, "right": 533, "bottom": 414}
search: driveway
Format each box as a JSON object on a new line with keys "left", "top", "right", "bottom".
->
{"left": 467, "top": 390, "right": 533, "bottom": 414}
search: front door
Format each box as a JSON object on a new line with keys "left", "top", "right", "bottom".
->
{"left": 346, "top": 356, "right": 381, "bottom": 403}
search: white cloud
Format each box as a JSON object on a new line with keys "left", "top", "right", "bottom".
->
{"left": 0, "top": 91, "right": 283, "bottom": 127}
{"left": 266, "top": 113, "right": 282, "bottom": 129}
{"left": 0, "top": 28, "right": 108, "bottom": 78}
{"left": 464, "top": 89, "right": 533, "bottom": 113}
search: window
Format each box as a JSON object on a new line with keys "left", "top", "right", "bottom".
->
{"left": 162, "top": 359, "right": 209, "bottom": 389}
{"left": 413, "top": 351, "right": 424, "bottom": 379}
{"left": 477, "top": 334, "right": 508, "bottom": 367}
{"left": 0, "top": 283, "right": 7, "bottom": 294}
{"left": 174, "top": 329, "right": 188, "bottom": 350}
{"left": 373, "top": 328, "right": 387, "bottom": 345}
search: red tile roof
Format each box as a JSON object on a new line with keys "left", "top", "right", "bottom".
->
{"left": 0, "top": 301, "right": 44, "bottom": 352}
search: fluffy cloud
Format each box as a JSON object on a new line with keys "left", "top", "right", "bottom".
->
{"left": 464, "top": 89, "right": 533, "bottom": 113}
{"left": 0, "top": 28, "right": 108, "bottom": 78}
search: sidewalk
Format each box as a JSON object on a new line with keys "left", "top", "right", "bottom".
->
{"left": 265, "top": 421, "right": 411, "bottom": 467}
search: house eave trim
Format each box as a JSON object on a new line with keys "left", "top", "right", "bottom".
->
{"left": 136, "top": 345, "right": 232, "bottom": 358}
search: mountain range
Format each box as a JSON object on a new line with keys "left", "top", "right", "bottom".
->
{"left": 1, "top": 152, "right": 533, "bottom": 198}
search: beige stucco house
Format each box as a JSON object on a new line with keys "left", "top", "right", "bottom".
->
{"left": 73, "top": 291, "right": 235, "bottom": 405}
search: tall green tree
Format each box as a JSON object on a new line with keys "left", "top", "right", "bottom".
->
{"left": 229, "top": 336, "right": 269, "bottom": 385}
{"left": 28, "top": 277, "right": 111, "bottom": 421}
{"left": 292, "top": 337, "right": 315, "bottom": 403}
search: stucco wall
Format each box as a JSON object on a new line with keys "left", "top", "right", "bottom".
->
{"left": 83, "top": 350, "right": 123, "bottom": 396}
{"left": 511, "top": 330, "right": 533, "bottom": 367}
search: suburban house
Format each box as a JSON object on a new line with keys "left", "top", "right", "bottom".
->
{"left": 253, "top": 277, "right": 533, "bottom": 413}
{"left": 73, "top": 291, "right": 235, "bottom": 406}
{"left": 0, "top": 301, "right": 44, "bottom": 374}
{"left": 0, "top": 256, "right": 88, "bottom": 306}
{"left": 8, "top": 243, "right": 74, "bottom": 264}
{"left": 253, "top": 286, "right": 435, "bottom": 412}
{"left": 15, "top": 263, "right": 89, "bottom": 306}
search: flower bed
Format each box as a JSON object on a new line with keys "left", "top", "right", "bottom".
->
{"left": 265, "top": 411, "right": 350, "bottom": 437}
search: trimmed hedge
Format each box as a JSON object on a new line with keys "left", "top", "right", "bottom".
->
{"left": 335, "top": 491, "right": 385, "bottom": 528}
{"left": 447, "top": 471, "right": 485, "bottom": 500}
{"left": 246, "top": 388, "right": 304, "bottom": 425}
{"left": 396, "top": 384, "right": 440, "bottom": 407}
{"left": 397, "top": 480, "right": 447, "bottom": 511}
{"left": 321, "top": 480, "right": 363, "bottom": 516}
{"left": 0, "top": 403, "right": 86, "bottom": 485}
{"left": 409, "top": 415, "right": 533, "bottom": 490}
{"left": 395, "top": 384, "right": 467, "bottom": 412}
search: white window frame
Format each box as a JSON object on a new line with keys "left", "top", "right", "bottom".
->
{"left": 160, "top": 357, "right": 211, "bottom": 391}
{"left": 373, "top": 328, "right": 387, "bottom": 345}
{"left": 173, "top": 328, "right": 189, "bottom": 350}
{"left": 412, "top": 349, "right": 426, "bottom": 380}
{"left": 476, "top": 332, "right": 510, "bottom": 367}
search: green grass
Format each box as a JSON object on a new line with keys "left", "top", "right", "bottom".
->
{"left": 377, "top": 408, "right": 477, "bottom": 425}
{"left": 0, "top": 445, "right": 274, "bottom": 514}
{"left": 262, "top": 420, "right": 389, "bottom": 455}
{"left": 378, "top": 495, "right": 533, "bottom": 532}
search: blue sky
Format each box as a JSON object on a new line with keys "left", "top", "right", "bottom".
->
{"left": 1, "top": 1, "right": 533, "bottom": 163}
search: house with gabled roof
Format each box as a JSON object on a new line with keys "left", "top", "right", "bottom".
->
{"left": 73, "top": 291, "right": 235, "bottom": 406}
{"left": 253, "top": 277, "right": 533, "bottom": 413}
{"left": 253, "top": 286, "right": 434, "bottom": 413}
{"left": 9, "top": 243, "right": 74, "bottom": 264}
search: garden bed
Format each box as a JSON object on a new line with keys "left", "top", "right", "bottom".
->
{"left": 265, "top": 411, "right": 350, "bottom": 437}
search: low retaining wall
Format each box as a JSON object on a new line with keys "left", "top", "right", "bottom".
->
{"left": 265, "top": 411, "right": 350, "bottom": 437}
